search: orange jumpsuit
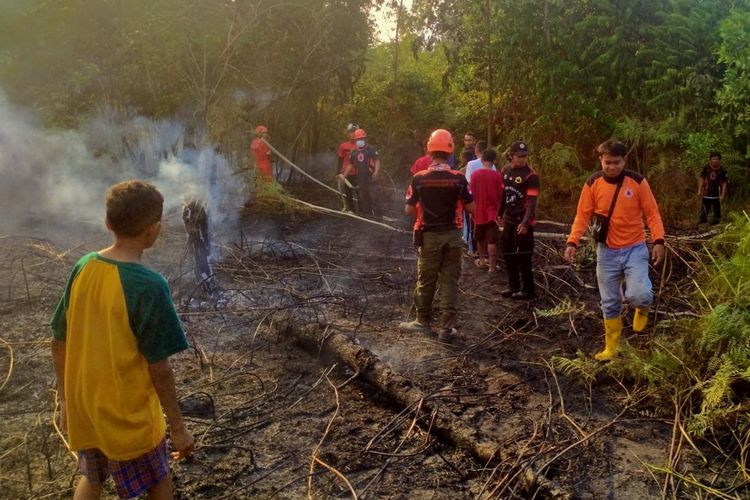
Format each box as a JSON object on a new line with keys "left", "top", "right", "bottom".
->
{"left": 251, "top": 137, "right": 272, "bottom": 179}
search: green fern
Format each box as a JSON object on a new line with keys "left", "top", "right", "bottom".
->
{"left": 551, "top": 351, "right": 602, "bottom": 383}
{"left": 535, "top": 298, "right": 585, "bottom": 318}
{"left": 701, "top": 360, "right": 735, "bottom": 410}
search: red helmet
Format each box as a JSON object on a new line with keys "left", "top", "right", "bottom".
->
{"left": 427, "top": 129, "right": 454, "bottom": 154}
{"left": 255, "top": 125, "right": 268, "bottom": 134}
{"left": 353, "top": 128, "right": 367, "bottom": 140}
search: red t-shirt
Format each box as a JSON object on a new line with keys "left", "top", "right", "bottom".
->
{"left": 410, "top": 155, "right": 431, "bottom": 176}
{"left": 251, "top": 138, "right": 272, "bottom": 179}
{"left": 338, "top": 141, "right": 356, "bottom": 175}
{"left": 469, "top": 168, "right": 504, "bottom": 225}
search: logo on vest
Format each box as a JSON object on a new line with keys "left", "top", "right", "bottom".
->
{"left": 357, "top": 153, "right": 365, "bottom": 162}
{"left": 514, "top": 176, "right": 523, "bottom": 184}
{"left": 624, "top": 188, "right": 634, "bottom": 198}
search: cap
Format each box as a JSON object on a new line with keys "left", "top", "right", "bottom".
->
{"left": 509, "top": 141, "right": 529, "bottom": 156}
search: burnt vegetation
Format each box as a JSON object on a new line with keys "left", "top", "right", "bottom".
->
{"left": 1, "top": 0, "right": 750, "bottom": 498}
{"left": 2, "top": 206, "right": 750, "bottom": 498}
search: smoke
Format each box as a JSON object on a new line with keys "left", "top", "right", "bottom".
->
{"left": 0, "top": 91, "right": 247, "bottom": 246}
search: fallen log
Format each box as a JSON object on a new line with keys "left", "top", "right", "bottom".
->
{"left": 273, "top": 319, "right": 575, "bottom": 498}
{"left": 275, "top": 320, "right": 499, "bottom": 464}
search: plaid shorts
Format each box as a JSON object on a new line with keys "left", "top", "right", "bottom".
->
{"left": 78, "top": 438, "right": 169, "bottom": 499}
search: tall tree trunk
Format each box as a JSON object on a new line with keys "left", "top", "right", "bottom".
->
{"left": 485, "top": 0, "right": 493, "bottom": 144}
{"left": 392, "top": 0, "right": 404, "bottom": 82}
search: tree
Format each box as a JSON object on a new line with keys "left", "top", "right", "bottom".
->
{"left": 716, "top": 3, "right": 750, "bottom": 164}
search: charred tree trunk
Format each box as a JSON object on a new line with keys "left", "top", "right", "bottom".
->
{"left": 182, "top": 200, "right": 220, "bottom": 298}
{"left": 274, "top": 320, "right": 499, "bottom": 464}
{"left": 273, "top": 320, "right": 574, "bottom": 498}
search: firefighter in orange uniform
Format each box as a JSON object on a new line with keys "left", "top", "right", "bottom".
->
{"left": 251, "top": 125, "right": 273, "bottom": 180}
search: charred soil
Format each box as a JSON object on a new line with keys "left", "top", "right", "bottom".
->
{"left": 0, "top": 197, "right": 735, "bottom": 499}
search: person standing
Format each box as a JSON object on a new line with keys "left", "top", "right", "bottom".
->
{"left": 463, "top": 132, "right": 478, "bottom": 162}
{"left": 410, "top": 139, "right": 432, "bottom": 176}
{"left": 345, "top": 128, "right": 380, "bottom": 216}
{"left": 498, "top": 141, "right": 539, "bottom": 299}
{"left": 250, "top": 125, "right": 273, "bottom": 180}
{"left": 462, "top": 140, "right": 490, "bottom": 257}
{"left": 698, "top": 151, "right": 728, "bottom": 225}
{"left": 400, "top": 129, "right": 475, "bottom": 340}
{"left": 564, "top": 139, "right": 666, "bottom": 361}
{"left": 469, "top": 148, "right": 503, "bottom": 272}
{"left": 337, "top": 123, "right": 359, "bottom": 211}
{"left": 50, "top": 180, "right": 193, "bottom": 499}
{"left": 465, "top": 140, "right": 492, "bottom": 183}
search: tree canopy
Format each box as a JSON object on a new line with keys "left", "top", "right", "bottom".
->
{"left": 0, "top": 0, "right": 748, "bottom": 219}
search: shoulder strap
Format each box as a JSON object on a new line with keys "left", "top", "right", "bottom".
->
{"left": 607, "top": 178, "right": 623, "bottom": 220}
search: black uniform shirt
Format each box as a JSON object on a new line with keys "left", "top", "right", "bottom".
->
{"left": 500, "top": 164, "right": 540, "bottom": 225}
{"left": 406, "top": 164, "right": 473, "bottom": 232}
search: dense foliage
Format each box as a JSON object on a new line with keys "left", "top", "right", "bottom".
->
{"left": 0, "top": 0, "right": 748, "bottom": 218}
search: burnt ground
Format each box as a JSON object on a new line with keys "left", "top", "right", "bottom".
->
{"left": 0, "top": 186, "right": 737, "bottom": 499}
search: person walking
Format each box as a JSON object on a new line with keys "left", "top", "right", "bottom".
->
{"left": 564, "top": 139, "right": 666, "bottom": 361}
{"left": 400, "top": 129, "right": 475, "bottom": 340}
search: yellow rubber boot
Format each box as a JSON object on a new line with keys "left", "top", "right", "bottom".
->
{"left": 633, "top": 308, "right": 648, "bottom": 333}
{"left": 594, "top": 317, "right": 622, "bottom": 361}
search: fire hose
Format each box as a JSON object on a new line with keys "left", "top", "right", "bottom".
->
{"left": 261, "top": 139, "right": 594, "bottom": 242}
{"left": 262, "top": 138, "right": 408, "bottom": 234}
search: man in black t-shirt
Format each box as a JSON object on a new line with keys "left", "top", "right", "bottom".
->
{"left": 400, "top": 129, "right": 475, "bottom": 340}
{"left": 498, "top": 141, "right": 540, "bottom": 299}
{"left": 698, "top": 152, "right": 728, "bottom": 225}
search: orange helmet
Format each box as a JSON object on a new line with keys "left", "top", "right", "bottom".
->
{"left": 255, "top": 125, "right": 268, "bottom": 134}
{"left": 427, "top": 129, "right": 454, "bottom": 154}
{"left": 353, "top": 128, "right": 367, "bottom": 140}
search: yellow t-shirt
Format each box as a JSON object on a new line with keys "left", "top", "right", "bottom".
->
{"left": 50, "top": 253, "right": 188, "bottom": 460}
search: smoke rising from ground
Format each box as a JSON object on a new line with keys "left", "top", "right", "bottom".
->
{"left": 0, "top": 91, "right": 247, "bottom": 246}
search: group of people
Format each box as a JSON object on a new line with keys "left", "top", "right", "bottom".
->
{"left": 48, "top": 123, "right": 724, "bottom": 499}
{"left": 398, "top": 129, "right": 670, "bottom": 365}
{"left": 398, "top": 129, "right": 542, "bottom": 341}
{"left": 336, "top": 123, "right": 381, "bottom": 215}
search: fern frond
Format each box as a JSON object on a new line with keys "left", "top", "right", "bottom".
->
{"left": 551, "top": 352, "right": 602, "bottom": 384}
{"left": 535, "top": 298, "right": 585, "bottom": 318}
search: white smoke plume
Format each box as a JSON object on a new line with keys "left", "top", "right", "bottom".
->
{"left": 0, "top": 91, "right": 247, "bottom": 246}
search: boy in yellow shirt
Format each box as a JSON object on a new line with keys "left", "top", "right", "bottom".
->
{"left": 51, "top": 180, "right": 194, "bottom": 499}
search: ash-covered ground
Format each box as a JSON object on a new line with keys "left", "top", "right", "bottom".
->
{"left": 0, "top": 191, "right": 733, "bottom": 499}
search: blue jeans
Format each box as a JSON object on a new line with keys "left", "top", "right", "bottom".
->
{"left": 596, "top": 242, "right": 653, "bottom": 319}
{"left": 462, "top": 211, "right": 476, "bottom": 254}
